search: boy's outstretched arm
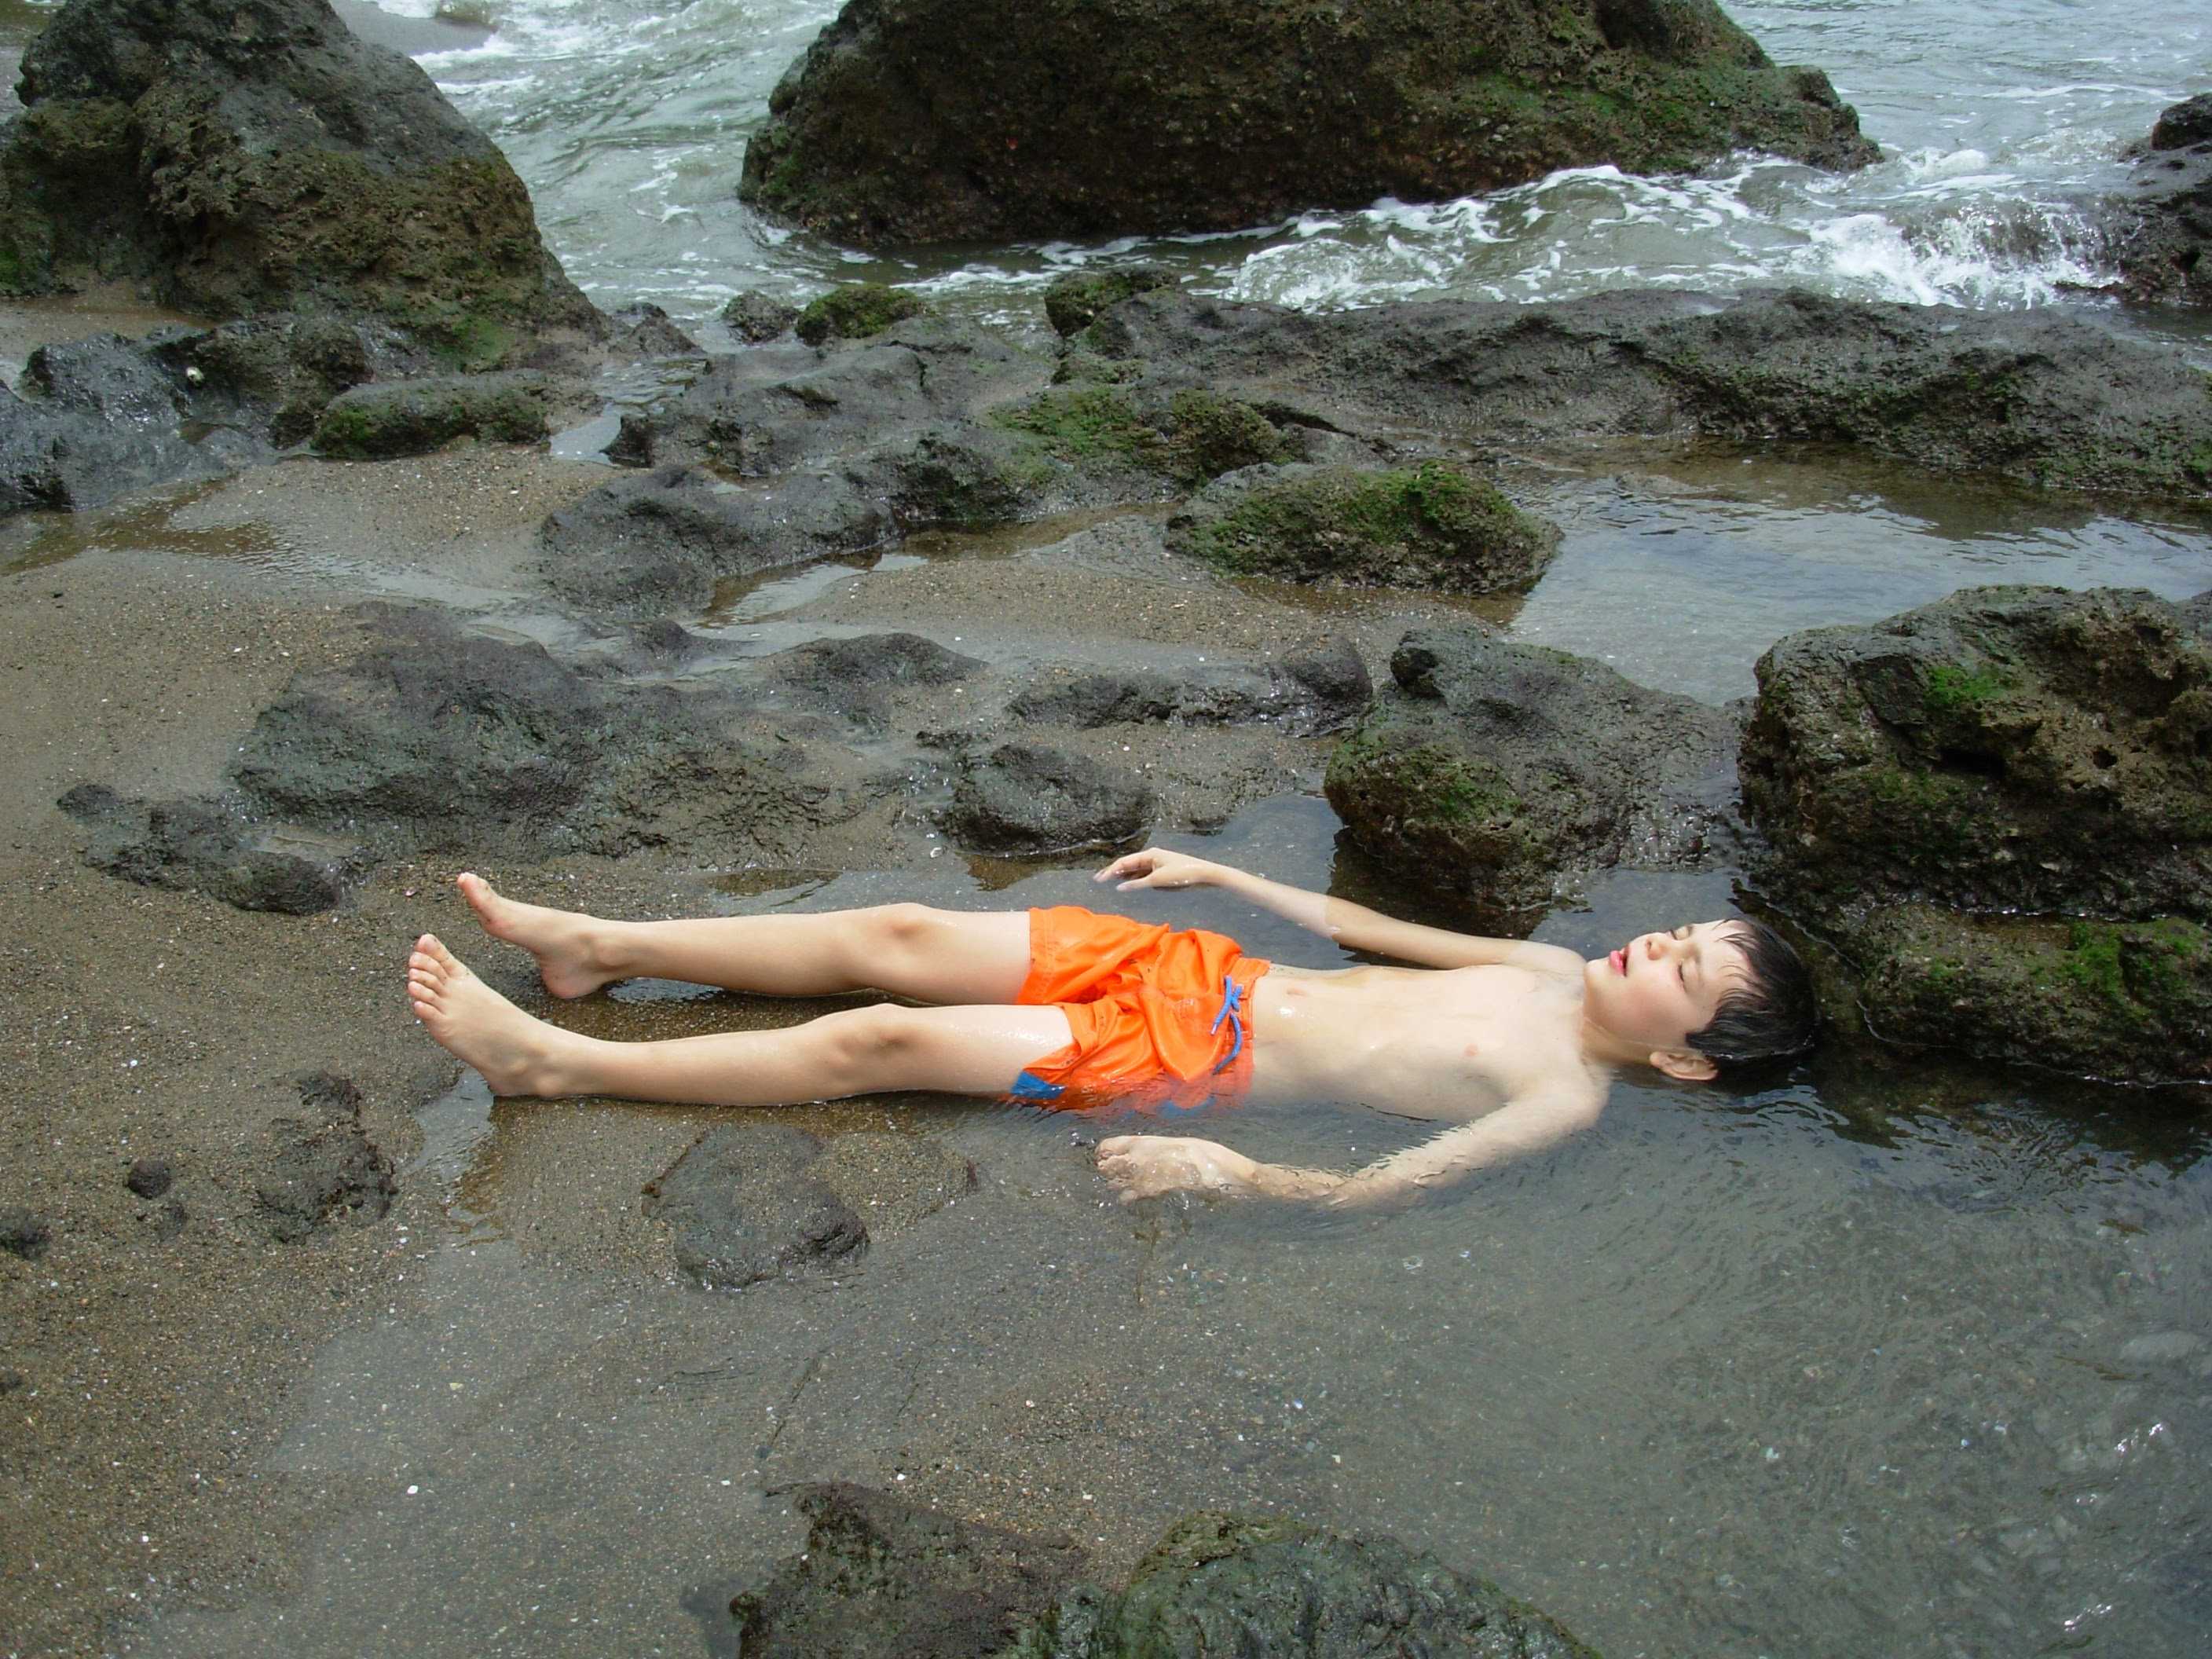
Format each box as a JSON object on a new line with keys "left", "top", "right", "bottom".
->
{"left": 1096, "top": 846, "right": 1577, "bottom": 972}
{"left": 1094, "top": 1090, "right": 1604, "bottom": 1209}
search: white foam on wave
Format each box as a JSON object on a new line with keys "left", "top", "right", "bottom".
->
{"left": 1791, "top": 204, "right": 2112, "bottom": 307}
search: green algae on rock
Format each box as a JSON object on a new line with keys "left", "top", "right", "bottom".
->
{"left": 1851, "top": 908, "right": 2212, "bottom": 1084}
{"left": 739, "top": 0, "right": 1875, "bottom": 245}
{"left": 1324, "top": 627, "right": 1738, "bottom": 917}
{"left": 1169, "top": 460, "right": 1561, "bottom": 592}
{"left": 1741, "top": 586, "right": 2212, "bottom": 924}
{"left": 0, "top": 0, "right": 599, "bottom": 351}
{"left": 311, "top": 372, "right": 562, "bottom": 460}
{"left": 795, "top": 282, "right": 932, "bottom": 345}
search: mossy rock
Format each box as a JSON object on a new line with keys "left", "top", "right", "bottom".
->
{"left": 1042, "top": 266, "right": 1175, "bottom": 337}
{"left": 1170, "top": 460, "right": 1560, "bottom": 592}
{"left": 1742, "top": 586, "right": 2212, "bottom": 922}
{"left": 311, "top": 372, "right": 555, "bottom": 459}
{"left": 1848, "top": 906, "right": 2212, "bottom": 1083}
{"left": 794, "top": 284, "right": 932, "bottom": 345}
{"left": 988, "top": 386, "right": 1292, "bottom": 485}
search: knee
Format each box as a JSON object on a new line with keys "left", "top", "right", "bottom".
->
{"left": 821, "top": 1003, "right": 921, "bottom": 1088}
{"left": 866, "top": 902, "right": 942, "bottom": 960}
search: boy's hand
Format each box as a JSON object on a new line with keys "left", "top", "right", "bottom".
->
{"left": 1094, "top": 1133, "right": 1258, "bottom": 1200}
{"left": 1095, "top": 847, "right": 1225, "bottom": 892}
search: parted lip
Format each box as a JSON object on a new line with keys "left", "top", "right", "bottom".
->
{"left": 1610, "top": 946, "right": 1628, "bottom": 976}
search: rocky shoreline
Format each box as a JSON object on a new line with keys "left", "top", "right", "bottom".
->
{"left": 3, "top": 0, "right": 2210, "bottom": 1650}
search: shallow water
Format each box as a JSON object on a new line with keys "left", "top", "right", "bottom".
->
{"left": 10, "top": 0, "right": 2206, "bottom": 1648}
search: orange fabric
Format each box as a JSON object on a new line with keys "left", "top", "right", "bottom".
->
{"left": 1009, "top": 906, "right": 1271, "bottom": 1114}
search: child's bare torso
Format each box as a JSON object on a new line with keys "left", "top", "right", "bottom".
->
{"left": 1242, "top": 960, "right": 1602, "bottom": 1120}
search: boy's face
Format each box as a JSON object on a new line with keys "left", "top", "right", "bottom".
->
{"left": 1582, "top": 921, "right": 1752, "bottom": 1079}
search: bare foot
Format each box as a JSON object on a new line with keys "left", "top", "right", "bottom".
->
{"left": 456, "top": 872, "right": 621, "bottom": 998}
{"left": 408, "top": 934, "right": 588, "bottom": 1098}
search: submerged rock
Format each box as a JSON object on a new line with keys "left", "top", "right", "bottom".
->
{"left": 0, "top": 0, "right": 598, "bottom": 355}
{"left": 255, "top": 1074, "right": 395, "bottom": 1243}
{"left": 728, "top": 1492, "right": 1599, "bottom": 1658}
{"left": 731, "top": 1483, "right": 1090, "bottom": 1658}
{"left": 739, "top": 0, "right": 1873, "bottom": 244}
{"left": 1325, "top": 628, "right": 1738, "bottom": 917}
{"left": 946, "top": 742, "right": 1155, "bottom": 855}
{"left": 1168, "top": 460, "right": 1560, "bottom": 593}
{"left": 1007, "top": 1511, "right": 1602, "bottom": 1658}
{"left": 644, "top": 1124, "right": 866, "bottom": 1288}
{"left": 2105, "top": 93, "right": 2212, "bottom": 308}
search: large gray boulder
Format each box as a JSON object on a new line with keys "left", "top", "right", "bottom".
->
{"left": 1324, "top": 628, "right": 1738, "bottom": 918}
{"left": 1076, "top": 288, "right": 2212, "bottom": 499}
{"left": 2104, "top": 93, "right": 2212, "bottom": 308}
{"left": 0, "top": 0, "right": 598, "bottom": 356}
{"left": 739, "top": 0, "right": 1873, "bottom": 244}
{"left": 1741, "top": 585, "right": 2212, "bottom": 1082}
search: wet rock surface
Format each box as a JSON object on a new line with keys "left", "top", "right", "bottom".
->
{"left": 311, "top": 371, "right": 584, "bottom": 459}
{"left": 1168, "top": 460, "right": 1562, "bottom": 593}
{"left": 0, "top": 334, "right": 222, "bottom": 511}
{"left": 947, "top": 742, "right": 1156, "bottom": 855}
{"left": 645, "top": 1123, "right": 867, "bottom": 1288}
{"left": 1741, "top": 585, "right": 2212, "bottom": 1080}
{"left": 60, "top": 782, "right": 369, "bottom": 913}
{"left": 2106, "top": 93, "right": 2212, "bottom": 308}
{"left": 1009, "top": 1510, "right": 1602, "bottom": 1658}
{"left": 1326, "top": 628, "right": 1738, "bottom": 919}
{"left": 1009, "top": 636, "right": 1372, "bottom": 738}
{"left": 730, "top": 1481, "right": 1090, "bottom": 1658}
{"left": 739, "top": 0, "right": 1872, "bottom": 245}
{"left": 253, "top": 1073, "right": 396, "bottom": 1243}
{"left": 729, "top": 1491, "right": 1599, "bottom": 1658}
{"left": 0, "top": 0, "right": 599, "bottom": 350}
{"left": 1078, "top": 288, "right": 2212, "bottom": 496}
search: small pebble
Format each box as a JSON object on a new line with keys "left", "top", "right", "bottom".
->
{"left": 126, "top": 1157, "right": 174, "bottom": 1199}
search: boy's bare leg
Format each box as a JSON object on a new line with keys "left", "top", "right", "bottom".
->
{"left": 407, "top": 935, "right": 1071, "bottom": 1105}
{"left": 456, "top": 873, "right": 1031, "bottom": 1005}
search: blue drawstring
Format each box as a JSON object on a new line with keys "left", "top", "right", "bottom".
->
{"left": 1209, "top": 974, "right": 1246, "bottom": 1074}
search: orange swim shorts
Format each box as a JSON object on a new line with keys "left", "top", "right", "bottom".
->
{"left": 1007, "top": 906, "right": 1272, "bottom": 1114}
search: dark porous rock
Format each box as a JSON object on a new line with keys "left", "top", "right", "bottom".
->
{"left": 124, "top": 1157, "right": 174, "bottom": 1199}
{"left": 731, "top": 1483, "right": 1088, "bottom": 1658}
{"left": 1169, "top": 460, "right": 1561, "bottom": 593}
{"left": 58, "top": 783, "right": 368, "bottom": 914}
{"left": 0, "top": 0, "right": 599, "bottom": 353}
{"left": 1004, "top": 1511, "right": 1599, "bottom": 1658}
{"left": 311, "top": 372, "right": 571, "bottom": 459}
{"left": 644, "top": 1123, "right": 866, "bottom": 1288}
{"left": 0, "top": 1209, "right": 53, "bottom": 1261}
{"left": 225, "top": 604, "right": 877, "bottom": 861}
{"left": 1042, "top": 266, "right": 1176, "bottom": 338}
{"left": 1082, "top": 288, "right": 2212, "bottom": 498}
{"left": 721, "top": 290, "right": 801, "bottom": 342}
{"left": 739, "top": 0, "right": 1872, "bottom": 245}
{"left": 145, "top": 314, "right": 375, "bottom": 447}
{"left": 988, "top": 383, "right": 1301, "bottom": 490}
{"left": 607, "top": 302, "right": 701, "bottom": 358}
{"left": 1009, "top": 637, "right": 1370, "bottom": 738}
{"left": 2104, "top": 94, "right": 2212, "bottom": 308}
{"left": 1740, "top": 586, "right": 2212, "bottom": 924}
{"left": 945, "top": 742, "right": 1154, "bottom": 855}
{"left": 0, "top": 337, "right": 222, "bottom": 513}
{"left": 1325, "top": 628, "right": 1738, "bottom": 916}
{"left": 795, "top": 282, "right": 932, "bottom": 346}
{"left": 603, "top": 410, "right": 656, "bottom": 469}
{"left": 255, "top": 1074, "right": 394, "bottom": 1243}
{"left": 760, "top": 632, "right": 984, "bottom": 727}
{"left": 537, "top": 463, "right": 892, "bottom": 613}
{"left": 1844, "top": 906, "right": 2212, "bottom": 1084}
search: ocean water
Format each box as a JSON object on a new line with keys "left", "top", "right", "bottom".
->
{"left": 360, "top": 0, "right": 2212, "bottom": 335}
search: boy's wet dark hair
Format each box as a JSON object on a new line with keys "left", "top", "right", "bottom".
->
{"left": 1688, "top": 920, "right": 1818, "bottom": 1066}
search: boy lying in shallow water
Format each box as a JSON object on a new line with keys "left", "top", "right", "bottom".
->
{"left": 406, "top": 848, "right": 1816, "bottom": 1208}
